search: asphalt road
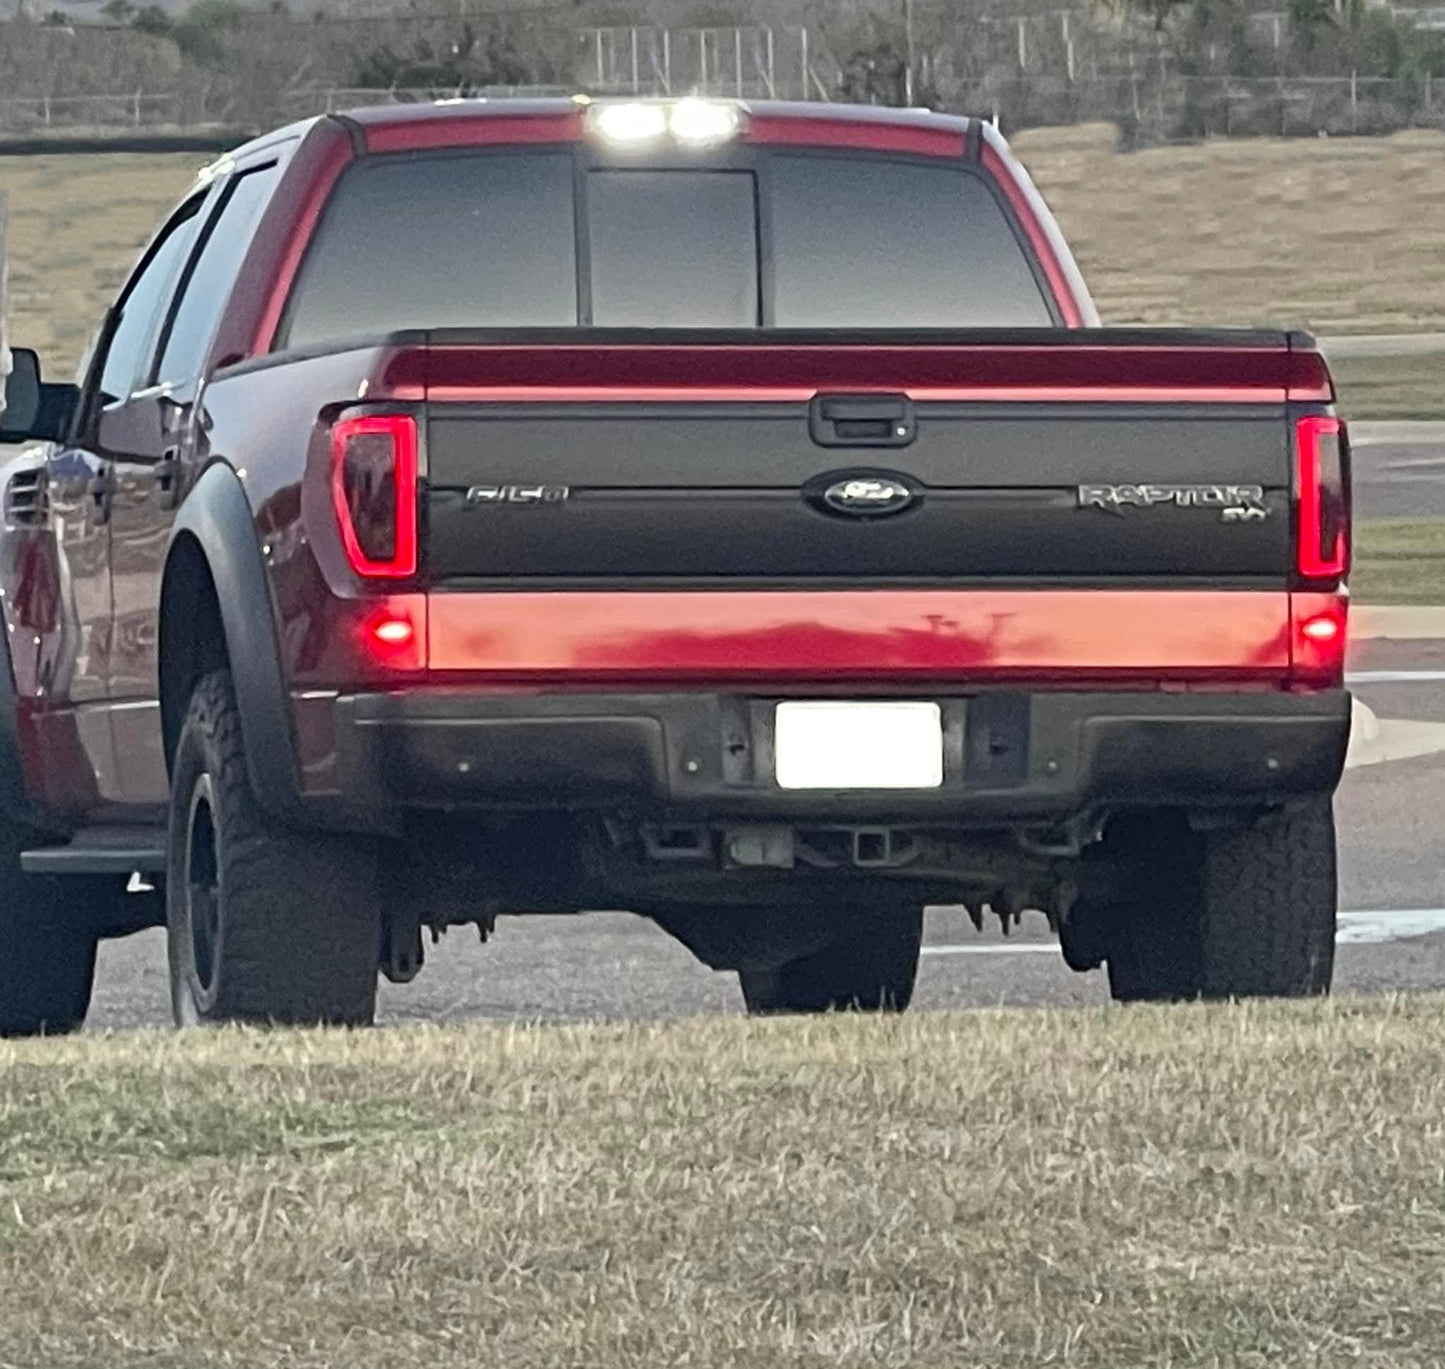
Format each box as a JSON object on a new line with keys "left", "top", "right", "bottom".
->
{"left": 1351, "top": 422, "right": 1445, "bottom": 519}
{"left": 86, "top": 638, "right": 1445, "bottom": 1031}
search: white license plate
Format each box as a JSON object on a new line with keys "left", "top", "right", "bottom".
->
{"left": 774, "top": 701, "right": 944, "bottom": 790}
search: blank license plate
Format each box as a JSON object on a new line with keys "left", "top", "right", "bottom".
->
{"left": 774, "top": 701, "right": 944, "bottom": 790}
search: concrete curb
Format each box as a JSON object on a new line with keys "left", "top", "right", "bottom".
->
{"left": 1352, "top": 605, "right": 1445, "bottom": 640}
{"left": 1346, "top": 697, "right": 1445, "bottom": 770}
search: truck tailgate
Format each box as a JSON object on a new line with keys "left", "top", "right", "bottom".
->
{"left": 414, "top": 332, "right": 1328, "bottom": 586}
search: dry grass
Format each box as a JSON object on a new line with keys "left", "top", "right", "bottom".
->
{"left": 3, "top": 130, "right": 1445, "bottom": 382}
{"left": 1352, "top": 518, "right": 1445, "bottom": 604}
{"left": 1016, "top": 123, "right": 1445, "bottom": 335}
{"left": 3, "top": 996, "right": 1445, "bottom": 1368}
{"left": 0, "top": 152, "right": 198, "bottom": 377}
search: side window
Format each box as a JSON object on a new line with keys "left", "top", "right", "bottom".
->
{"left": 153, "top": 163, "right": 280, "bottom": 390}
{"left": 96, "top": 196, "right": 206, "bottom": 406}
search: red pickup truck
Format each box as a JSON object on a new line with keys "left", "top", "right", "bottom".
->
{"left": 0, "top": 98, "right": 1349, "bottom": 1033}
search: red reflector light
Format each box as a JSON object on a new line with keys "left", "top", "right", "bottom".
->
{"left": 1290, "top": 593, "right": 1347, "bottom": 685}
{"left": 1295, "top": 415, "right": 1348, "bottom": 580}
{"left": 371, "top": 617, "right": 415, "bottom": 647}
{"left": 331, "top": 413, "right": 418, "bottom": 579}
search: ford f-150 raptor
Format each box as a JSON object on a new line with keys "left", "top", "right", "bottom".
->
{"left": 0, "top": 97, "right": 1349, "bottom": 1032}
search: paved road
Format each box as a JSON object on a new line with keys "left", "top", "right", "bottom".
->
{"left": 87, "top": 639, "right": 1445, "bottom": 1030}
{"left": 1349, "top": 422, "right": 1445, "bottom": 520}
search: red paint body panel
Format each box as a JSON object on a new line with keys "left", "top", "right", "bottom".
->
{"left": 426, "top": 589, "right": 1298, "bottom": 685}
{"left": 412, "top": 343, "right": 1331, "bottom": 403}
{"left": 221, "top": 120, "right": 356, "bottom": 366}
{"left": 980, "top": 142, "right": 1083, "bottom": 328}
{"left": 363, "top": 109, "right": 585, "bottom": 155}
{"left": 745, "top": 113, "right": 965, "bottom": 158}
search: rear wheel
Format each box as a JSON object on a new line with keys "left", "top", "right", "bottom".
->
{"left": 738, "top": 905, "right": 924, "bottom": 1015}
{"left": 1104, "top": 801, "right": 1336, "bottom": 1002}
{"left": 166, "top": 670, "right": 381, "bottom": 1027}
{"left": 0, "top": 840, "right": 101, "bottom": 1037}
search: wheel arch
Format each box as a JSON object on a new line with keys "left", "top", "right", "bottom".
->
{"left": 160, "top": 462, "right": 303, "bottom": 821}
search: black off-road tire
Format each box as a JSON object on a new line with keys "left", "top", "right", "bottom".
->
{"left": 738, "top": 906, "right": 924, "bottom": 1014}
{"left": 166, "top": 670, "right": 381, "bottom": 1027}
{"left": 1105, "top": 800, "right": 1336, "bottom": 1003}
{"left": 0, "top": 843, "right": 101, "bottom": 1036}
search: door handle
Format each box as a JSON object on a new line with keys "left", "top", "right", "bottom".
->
{"left": 809, "top": 393, "right": 916, "bottom": 448}
{"left": 155, "top": 447, "right": 181, "bottom": 509}
{"left": 88, "top": 469, "right": 114, "bottom": 525}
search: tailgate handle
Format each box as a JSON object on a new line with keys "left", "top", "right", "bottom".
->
{"left": 809, "top": 394, "right": 916, "bottom": 448}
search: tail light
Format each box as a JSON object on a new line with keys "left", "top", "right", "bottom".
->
{"left": 331, "top": 413, "right": 418, "bottom": 579}
{"left": 1295, "top": 415, "right": 1348, "bottom": 581}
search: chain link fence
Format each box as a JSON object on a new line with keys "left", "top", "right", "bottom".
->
{"left": 0, "top": 14, "right": 1441, "bottom": 144}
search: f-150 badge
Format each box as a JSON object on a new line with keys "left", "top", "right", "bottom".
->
{"left": 1078, "top": 483, "right": 1269, "bottom": 523}
{"left": 465, "top": 484, "right": 570, "bottom": 506}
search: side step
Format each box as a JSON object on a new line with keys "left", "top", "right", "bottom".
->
{"left": 22, "top": 826, "right": 167, "bottom": 876}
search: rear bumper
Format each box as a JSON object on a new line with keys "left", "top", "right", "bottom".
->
{"left": 331, "top": 687, "right": 1351, "bottom": 825}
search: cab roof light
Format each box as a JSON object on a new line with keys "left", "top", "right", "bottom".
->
{"left": 587, "top": 99, "right": 744, "bottom": 149}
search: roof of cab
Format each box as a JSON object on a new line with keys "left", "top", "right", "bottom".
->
{"left": 337, "top": 97, "right": 970, "bottom": 134}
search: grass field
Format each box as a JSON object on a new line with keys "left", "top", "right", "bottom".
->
{"left": 1, "top": 127, "right": 1444, "bottom": 415}
{"left": 1332, "top": 354, "right": 1445, "bottom": 423}
{"left": 1352, "top": 518, "right": 1445, "bottom": 604}
{"left": 2, "top": 998, "right": 1444, "bottom": 1368}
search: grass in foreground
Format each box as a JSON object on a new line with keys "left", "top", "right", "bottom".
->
{"left": 1352, "top": 518, "right": 1445, "bottom": 604}
{"left": 2, "top": 997, "right": 1445, "bottom": 1368}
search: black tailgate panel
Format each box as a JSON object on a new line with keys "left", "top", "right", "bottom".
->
{"left": 425, "top": 402, "right": 1292, "bottom": 581}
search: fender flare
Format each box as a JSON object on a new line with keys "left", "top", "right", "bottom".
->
{"left": 164, "top": 462, "right": 304, "bottom": 822}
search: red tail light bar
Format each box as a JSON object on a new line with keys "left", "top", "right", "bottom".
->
{"left": 1295, "top": 415, "right": 1348, "bottom": 581}
{"left": 331, "top": 413, "right": 419, "bottom": 579}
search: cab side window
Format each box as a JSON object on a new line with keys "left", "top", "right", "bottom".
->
{"left": 153, "top": 163, "right": 281, "bottom": 390}
{"left": 95, "top": 195, "right": 207, "bottom": 408}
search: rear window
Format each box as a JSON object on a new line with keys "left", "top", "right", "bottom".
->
{"left": 770, "top": 155, "right": 1051, "bottom": 328}
{"left": 280, "top": 148, "right": 1051, "bottom": 348}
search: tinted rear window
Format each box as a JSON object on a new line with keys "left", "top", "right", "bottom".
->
{"left": 770, "top": 155, "right": 1051, "bottom": 328}
{"left": 281, "top": 148, "right": 1050, "bottom": 348}
{"left": 589, "top": 171, "right": 758, "bottom": 327}
{"left": 283, "top": 152, "right": 577, "bottom": 348}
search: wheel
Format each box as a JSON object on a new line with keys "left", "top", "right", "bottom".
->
{"left": 738, "top": 905, "right": 924, "bottom": 1014}
{"left": 166, "top": 670, "right": 381, "bottom": 1026}
{"left": 1105, "top": 800, "right": 1336, "bottom": 1003}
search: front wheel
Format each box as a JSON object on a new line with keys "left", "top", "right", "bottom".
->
{"left": 738, "top": 906, "right": 924, "bottom": 1015}
{"left": 166, "top": 670, "right": 381, "bottom": 1027}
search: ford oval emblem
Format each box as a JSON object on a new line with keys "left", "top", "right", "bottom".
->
{"left": 822, "top": 476, "right": 916, "bottom": 517}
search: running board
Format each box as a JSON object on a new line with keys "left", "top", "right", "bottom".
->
{"left": 22, "top": 826, "right": 167, "bottom": 875}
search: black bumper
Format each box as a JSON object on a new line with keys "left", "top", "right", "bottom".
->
{"left": 331, "top": 688, "right": 1351, "bottom": 825}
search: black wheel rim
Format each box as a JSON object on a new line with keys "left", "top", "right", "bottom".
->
{"left": 185, "top": 775, "right": 221, "bottom": 999}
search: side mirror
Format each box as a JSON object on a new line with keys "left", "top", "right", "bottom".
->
{"left": 1, "top": 348, "right": 79, "bottom": 443}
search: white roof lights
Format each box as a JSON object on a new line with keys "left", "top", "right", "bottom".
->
{"left": 587, "top": 99, "right": 744, "bottom": 149}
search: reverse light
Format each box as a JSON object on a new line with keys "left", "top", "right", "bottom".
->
{"left": 1295, "top": 415, "right": 1348, "bottom": 580}
{"left": 331, "top": 413, "right": 418, "bottom": 579}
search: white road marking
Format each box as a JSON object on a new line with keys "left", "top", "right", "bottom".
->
{"left": 921, "top": 942, "right": 1058, "bottom": 957}
{"left": 922, "top": 909, "right": 1445, "bottom": 957}
{"left": 1348, "top": 670, "right": 1445, "bottom": 684}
